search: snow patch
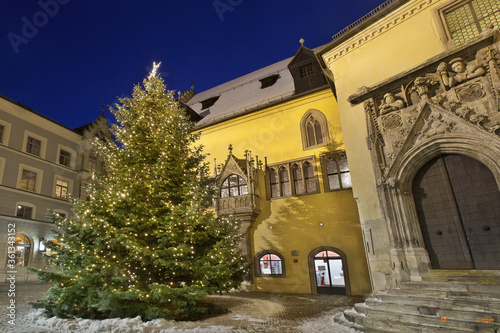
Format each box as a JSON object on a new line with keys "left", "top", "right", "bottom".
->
{"left": 228, "top": 314, "right": 265, "bottom": 323}
{"left": 295, "top": 312, "right": 362, "bottom": 333}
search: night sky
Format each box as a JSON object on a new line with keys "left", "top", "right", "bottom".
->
{"left": 1, "top": 0, "right": 386, "bottom": 129}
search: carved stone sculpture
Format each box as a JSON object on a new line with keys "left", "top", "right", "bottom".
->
{"left": 437, "top": 58, "right": 485, "bottom": 88}
{"left": 380, "top": 93, "right": 404, "bottom": 115}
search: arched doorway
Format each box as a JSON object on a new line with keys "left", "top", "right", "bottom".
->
{"left": 412, "top": 154, "right": 500, "bottom": 270}
{"left": 309, "top": 247, "right": 349, "bottom": 295}
{"left": 6, "top": 234, "right": 31, "bottom": 267}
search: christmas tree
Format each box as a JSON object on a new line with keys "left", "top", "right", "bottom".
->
{"left": 30, "top": 63, "right": 249, "bottom": 320}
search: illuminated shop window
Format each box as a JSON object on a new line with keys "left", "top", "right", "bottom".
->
{"left": 6, "top": 234, "right": 31, "bottom": 267}
{"left": 255, "top": 251, "right": 285, "bottom": 277}
{"left": 314, "top": 250, "right": 345, "bottom": 288}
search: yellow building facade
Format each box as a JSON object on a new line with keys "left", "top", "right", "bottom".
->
{"left": 186, "top": 47, "right": 371, "bottom": 295}
{"left": 317, "top": 0, "right": 500, "bottom": 293}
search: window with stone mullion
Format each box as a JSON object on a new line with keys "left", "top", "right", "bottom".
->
{"left": 279, "top": 167, "right": 291, "bottom": 197}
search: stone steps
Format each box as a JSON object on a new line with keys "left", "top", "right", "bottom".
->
{"left": 343, "top": 308, "right": 472, "bottom": 333}
{"left": 337, "top": 271, "right": 500, "bottom": 332}
{"left": 374, "top": 293, "right": 500, "bottom": 313}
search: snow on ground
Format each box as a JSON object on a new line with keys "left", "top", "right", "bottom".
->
{"left": 295, "top": 312, "right": 361, "bottom": 333}
{"left": 25, "top": 309, "right": 234, "bottom": 333}
{"left": 24, "top": 308, "right": 361, "bottom": 333}
{"left": 19, "top": 294, "right": 361, "bottom": 333}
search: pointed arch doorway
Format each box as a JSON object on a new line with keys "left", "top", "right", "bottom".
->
{"left": 412, "top": 154, "right": 500, "bottom": 270}
{"left": 308, "top": 247, "right": 349, "bottom": 295}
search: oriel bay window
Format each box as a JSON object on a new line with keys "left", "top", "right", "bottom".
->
{"left": 267, "top": 157, "right": 318, "bottom": 199}
{"left": 220, "top": 174, "right": 248, "bottom": 198}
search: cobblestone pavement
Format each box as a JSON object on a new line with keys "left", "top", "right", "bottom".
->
{"left": 0, "top": 283, "right": 364, "bottom": 332}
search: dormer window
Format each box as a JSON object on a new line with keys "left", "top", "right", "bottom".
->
{"left": 259, "top": 74, "right": 280, "bottom": 89}
{"left": 300, "top": 64, "right": 314, "bottom": 78}
{"left": 200, "top": 96, "right": 220, "bottom": 110}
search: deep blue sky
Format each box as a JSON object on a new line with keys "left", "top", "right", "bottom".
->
{"left": 1, "top": 0, "right": 386, "bottom": 129}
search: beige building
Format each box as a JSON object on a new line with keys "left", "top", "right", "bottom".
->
{"left": 0, "top": 94, "right": 108, "bottom": 282}
{"left": 316, "top": 0, "right": 500, "bottom": 330}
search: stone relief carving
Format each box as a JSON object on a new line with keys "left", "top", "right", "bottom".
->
{"left": 407, "top": 77, "right": 438, "bottom": 101}
{"left": 381, "top": 113, "right": 403, "bottom": 131}
{"left": 420, "top": 114, "right": 455, "bottom": 139}
{"left": 351, "top": 32, "right": 500, "bottom": 180}
{"left": 437, "top": 58, "right": 485, "bottom": 88}
{"left": 455, "top": 82, "right": 486, "bottom": 102}
{"left": 380, "top": 93, "right": 405, "bottom": 115}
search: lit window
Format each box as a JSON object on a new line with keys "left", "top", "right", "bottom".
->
{"left": 59, "top": 150, "right": 71, "bottom": 167}
{"left": 26, "top": 137, "right": 41, "bottom": 156}
{"left": 300, "top": 110, "right": 329, "bottom": 150}
{"left": 55, "top": 180, "right": 69, "bottom": 199}
{"left": 16, "top": 204, "right": 33, "bottom": 219}
{"left": 300, "top": 64, "right": 314, "bottom": 78}
{"left": 304, "top": 162, "right": 317, "bottom": 193}
{"left": 269, "top": 168, "right": 279, "bottom": 198}
{"left": 6, "top": 234, "right": 31, "bottom": 267}
{"left": 442, "top": 0, "right": 500, "bottom": 45}
{"left": 220, "top": 174, "right": 248, "bottom": 198}
{"left": 306, "top": 117, "right": 324, "bottom": 147}
{"left": 20, "top": 169, "right": 37, "bottom": 191}
{"left": 255, "top": 251, "right": 285, "bottom": 277}
{"left": 322, "top": 152, "right": 352, "bottom": 191}
{"left": 279, "top": 167, "right": 291, "bottom": 197}
{"left": 292, "top": 163, "right": 304, "bottom": 195}
{"left": 268, "top": 158, "right": 318, "bottom": 199}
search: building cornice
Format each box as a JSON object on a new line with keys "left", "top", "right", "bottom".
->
{"left": 316, "top": 0, "right": 441, "bottom": 65}
{"left": 0, "top": 94, "right": 83, "bottom": 142}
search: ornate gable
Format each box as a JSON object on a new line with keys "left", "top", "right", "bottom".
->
{"left": 216, "top": 145, "right": 260, "bottom": 218}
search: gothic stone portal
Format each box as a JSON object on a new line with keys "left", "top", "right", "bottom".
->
{"left": 412, "top": 154, "right": 500, "bottom": 270}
